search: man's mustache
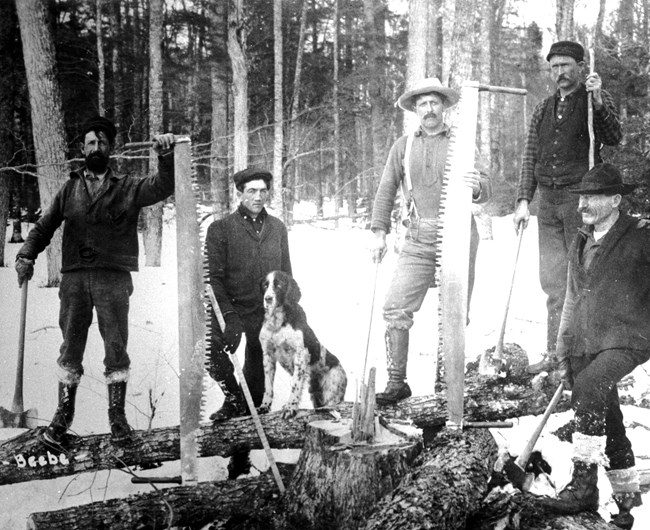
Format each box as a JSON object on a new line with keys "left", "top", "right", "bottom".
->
{"left": 423, "top": 112, "right": 437, "bottom": 120}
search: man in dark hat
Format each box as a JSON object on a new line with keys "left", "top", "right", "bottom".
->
{"left": 536, "top": 163, "right": 647, "bottom": 529}
{"left": 204, "top": 168, "right": 292, "bottom": 421}
{"left": 15, "top": 115, "right": 176, "bottom": 444}
{"left": 513, "top": 41, "right": 622, "bottom": 374}
{"left": 369, "top": 77, "right": 491, "bottom": 405}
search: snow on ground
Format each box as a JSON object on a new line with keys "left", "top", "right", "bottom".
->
{"left": 0, "top": 203, "right": 649, "bottom": 528}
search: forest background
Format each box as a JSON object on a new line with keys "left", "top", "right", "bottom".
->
{"left": 0, "top": 0, "right": 649, "bottom": 285}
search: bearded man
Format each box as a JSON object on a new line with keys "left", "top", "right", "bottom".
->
{"left": 15, "top": 116, "right": 176, "bottom": 444}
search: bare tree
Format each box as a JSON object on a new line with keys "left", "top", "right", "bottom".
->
{"left": 16, "top": 0, "right": 69, "bottom": 286}
{"left": 96, "top": 0, "right": 105, "bottom": 115}
{"left": 229, "top": 0, "right": 249, "bottom": 173}
{"left": 333, "top": 0, "right": 342, "bottom": 216}
{"left": 272, "top": 0, "right": 284, "bottom": 213}
{"left": 555, "top": 0, "right": 575, "bottom": 40}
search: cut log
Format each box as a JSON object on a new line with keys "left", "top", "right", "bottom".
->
{"left": 283, "top": 418, "right": 421, "bottom": 530}
{"left": 0, "top": 371, "right": 567, "bottom": 485}
{"left": 364, "top": 428, "right": 498, "bottom": 530}
{"left": 26, "top": 464, "right": 293, "bottom": 530}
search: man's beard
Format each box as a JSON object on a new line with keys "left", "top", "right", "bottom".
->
{"left": 86, "top": 151, "right": 109, "bottom": 173}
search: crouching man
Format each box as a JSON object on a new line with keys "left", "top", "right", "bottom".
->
{"left": 538, "top": 163, "right": 648, "bottom": 529}
{"left": 15, "top": 116, "right": 176, "bottom": 444}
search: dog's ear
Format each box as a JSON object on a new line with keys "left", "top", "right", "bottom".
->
{"left": 260, "top": 274, "right": 270, "bottom": 294}
{"left": 285, "top": 275, "right": 302, "bottom": 306}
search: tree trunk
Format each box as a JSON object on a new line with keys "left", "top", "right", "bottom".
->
{"left": 332, "top": 0, "right": 342, "bottom": 219}
{"left": 209, "top": 1, "right": 230, "bottom": 217}
{"left": 142, "top": 0, "right": 164, "bottom": 267}
{"left": 555, "top": 0, "right": 576, "bottom": 41}
{"left": 96, "top": 0, "right": 105, "bottom": 115}
{"left": 447, "top": 0, "right": 478, "bottom": 90}
{"left": 109, "top": 1, "right": 123, "bottom": 135}
{"left": 365, "top": 428, "right": 497, "bottom": 529}
{"left": 16, "top": 0, "right": 68, "bottom": 287}
{"left": 284, "top": 419, "right": 421, "bottom": 529}
{"left": 229, "top": 0, "right": 248, "bottom": 173}
{"left": 404, "top": 0, "right": 429, "bottom": 132}
{"left": 271, "top": 0, "right": 284, "bottom": 215}
{"left": 26, "top": 466, "right": 294, "bottom": 530}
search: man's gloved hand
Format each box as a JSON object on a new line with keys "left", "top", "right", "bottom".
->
{"left": 222, "top": 313, "right": 244, "bottom": 354}
{"left": 557, "top": 356, "right": 573, "bottom": 390}
{"left": 15, "top": 257, "right": 34, "bottom": 287}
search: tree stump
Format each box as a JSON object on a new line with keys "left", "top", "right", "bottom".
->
{"left": 283, "top": 418, "right": 421, "bottom": 530}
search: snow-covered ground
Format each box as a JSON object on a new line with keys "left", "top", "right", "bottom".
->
{"left": 0, "top": 203, "right": 649, "bottom": 528}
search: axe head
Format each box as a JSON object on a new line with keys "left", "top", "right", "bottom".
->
{"left": 502, "top": 455, "right": 535, "bottom": 491}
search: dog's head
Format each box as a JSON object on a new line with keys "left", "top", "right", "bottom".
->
{"left": 261, "top": 271, "right": 301, "bottom": 312}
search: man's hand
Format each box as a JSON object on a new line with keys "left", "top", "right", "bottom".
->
{"left": 15, "top": 257, "right": 34, "bottom": 287}
{"left": 152, "top": 133, "right": 175, "bottom": 153}
{"left": 585, "top": 72, "right": 603, "bottom": 109}
{"left": 513, "top": 199, "right": 530, "bottom": 232}
{"left": 370, "top": 229, "right": 388, "bottom": 264}
{"left": 462, "top": 169, "right": 481, "bottom": 197}
{"left": 557, "top": 356, "right": 573, "bottom": 390}
{"left": 222, "top": 313, "right": 244, "bottom": 354}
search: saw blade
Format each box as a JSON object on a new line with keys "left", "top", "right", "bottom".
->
{"left": 436, "top": 81, "right": 480, "bottom": 429}
{"left": 175, "top": 137, "right": 206, "bottom": 484}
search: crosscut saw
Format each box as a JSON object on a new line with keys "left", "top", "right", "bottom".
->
{"left": 437, "top": 82, "right": 526, "bottom": 430}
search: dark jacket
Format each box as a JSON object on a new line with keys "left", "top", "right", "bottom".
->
{"left": 557, "top": 213, "right": 650, "bottom": 358}
{"left": 17, "top": 151, "right": 174, "bottom": 272}
{"left": 205, "top": 206, "right": 292, "bottom": 318}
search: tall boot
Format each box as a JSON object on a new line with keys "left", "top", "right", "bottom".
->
{"left": 43, "top": 382, "right": 78, "bottom": 444}
{"left": 539, "top": 433, "right": 607, "bottom": 514}
{"left": 108, "top": 382, "right": 132, "bottom": 439}
{"left": 376, "top": 328, "right": 411, "bottom": 406}
{"left": 607, "top": 468, "right": 643, "bottom": 529}
{"left": 206, "top": 356, "right": 247, "bottom": 421}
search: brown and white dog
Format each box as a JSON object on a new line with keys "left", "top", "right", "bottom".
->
{"left": 258, "top": 271, "right": 347, "bottom": 418}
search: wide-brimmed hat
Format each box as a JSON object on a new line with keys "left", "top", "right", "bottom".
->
{"left": 396, "top": 77, "right": 459, "bottom": 112}
{"left": 546, "top": 40, "right": 584, "bottom": 63}
{"left": 233, "top": 167, "right": 272, "bottom": 190}
{"left": 569, "top": 163, "right": 636, "bottom": 196}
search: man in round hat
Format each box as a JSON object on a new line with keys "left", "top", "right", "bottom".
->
{"left": 513, "top": 40, "right": 622, "bottom": 374}
{"left": 369, "top": 77, "right": 490, "bottom": 405}
{"left": 15, "top": 115, "right": 176, "bottom": 444}
{"left": 536, "top": 163, "right": 647, "bottom": 529}
{"left": 204, "top": 168, "right": 292, "bottom": 422}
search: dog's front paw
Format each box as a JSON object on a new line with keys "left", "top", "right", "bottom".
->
{"left": 280, "top": 405, "right": 298, "bottom": 419}
{"left": 257, "top": 403, "right": 271, "bottom": 414}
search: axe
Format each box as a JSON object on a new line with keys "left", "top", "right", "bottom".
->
{"left": 503, "top": 381, "right": 564, "bottom": 491}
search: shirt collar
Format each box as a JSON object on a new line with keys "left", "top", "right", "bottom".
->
{"left": 415, "top": 124, "right": 451, "bottom": 138}
{"left": 237, "top": 203, "right": 267, "bottom": 222}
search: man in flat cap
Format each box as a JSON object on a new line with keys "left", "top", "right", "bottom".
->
{"left": 15, "top": 115, "right": 176, "bottom": 444}
{"left": 513, "top": 41, "right": 622, "bottom": 374}
{"left": 204, "top": 168, "right": 292, "bottom": 422}
{"left": 536, "top": 164, "right": 646, "bottom": 529}
{"left": 370, "top": 77, "right": 490, "bottom": 405}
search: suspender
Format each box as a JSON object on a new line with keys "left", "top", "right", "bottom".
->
{"left": 402, "top": 132, "right": 419, "bottom": 223}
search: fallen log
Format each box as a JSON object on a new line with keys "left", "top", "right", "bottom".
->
{"left": 0, "top": 371, "right": 566, "bottom": 485}
{"left": 26, "top": 464, "right": 294, "bottom": 530}
{"left": 364, "top": 428, "right": 498, "bottom": 530}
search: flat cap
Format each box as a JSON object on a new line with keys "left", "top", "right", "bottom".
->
{"left": 233, "top": 167, "right": 272, "bottom": 190}
{"left": 546, "top": 40, "right": 585, "bottom": 62}
{"left": 81, "top": 115, "right": 117, "bottom": 144}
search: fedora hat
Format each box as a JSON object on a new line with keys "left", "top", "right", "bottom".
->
{"left": 396, "top": 77, "right": 459, "bottom": 112}
{"left": 569, "top": 163, "right": 636, "bottom": 196}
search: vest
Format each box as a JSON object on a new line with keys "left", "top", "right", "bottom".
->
{"left": 534, "top": 85, "right": 602, "bottom": 187}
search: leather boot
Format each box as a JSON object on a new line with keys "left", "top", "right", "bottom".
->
{"left": 376, "top": 328, "right": 411, "bottom": 406}
{"left": 541, "top": 461, "right": 599, "bottom": 514}
{"left": 607, "top": 468, "right": 643, "bottom": 529}
{"left": 210, "top": 389, "right": 248, "bottom": 421}
{"left": 108, "top": 382, "right": 132, "bottom": 439}
{"left": 43, "top": 382, "right": 78, "bottom": 444}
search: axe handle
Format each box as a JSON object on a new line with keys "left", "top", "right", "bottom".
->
{"left": 12, "top": 281, "right": 28, "bottom": 413}
{"left": 515, "top": 382, "right": 565, "bottom": 469}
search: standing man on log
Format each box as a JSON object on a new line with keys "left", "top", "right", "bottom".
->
{"left": 369, "top": 77, "right": 491, "bottom": 405}
{"left": 513, "top": 41, "right": 622, "bottom": 374}
{"left": 14, "top": 116, "right": 176, "bottom": 444}
{"left": 205, "top": 168, "right": 292, "bottom": 421}
{"left": 537, "top": 164, "right": 647, "bottom": 530}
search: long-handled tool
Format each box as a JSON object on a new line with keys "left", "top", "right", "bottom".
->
{"left": 206, "top": 284, "right": 285, "bottom": 493}
{"left": 503, "top": 381, "right": 565, "bottom": 491}
{"left": 479, "top": 222, "right": 526, "bottom": 375}
{"left": 0, "top": 281, "right": 38, "bottom": 428}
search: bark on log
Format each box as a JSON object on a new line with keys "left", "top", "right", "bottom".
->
{"left": 365, "top": 428, "right": 498, "bottom": 530}
{"left": 26, "top": 464, "right": 293, "bottom": 530}
{"left": 0, "top": 371, "right": 567, "bottom": 485}
{"left": 283, "top": 419, "right": 421, "bottom": 530}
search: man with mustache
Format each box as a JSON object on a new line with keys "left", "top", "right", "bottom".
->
{"left": 513, "top": 41, "right": 622, "bottom": 374}
{"left": 537, "top": 163, "right": 647, "bottom": 529}
{"left": 370, "top": 77, "right": 490, "bottom": 405}
{"left": 15, "top": 116, "right": 175, "bottom": 444}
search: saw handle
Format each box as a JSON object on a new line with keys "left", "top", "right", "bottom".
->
{"left": 12, "top": 281, "right": 28, "bottom": 413}
{"left": 587, "top": 48, "right": 595, "bottom": 169}
{"left": 514, "top": 382, "right": 565, "bottom": 469}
